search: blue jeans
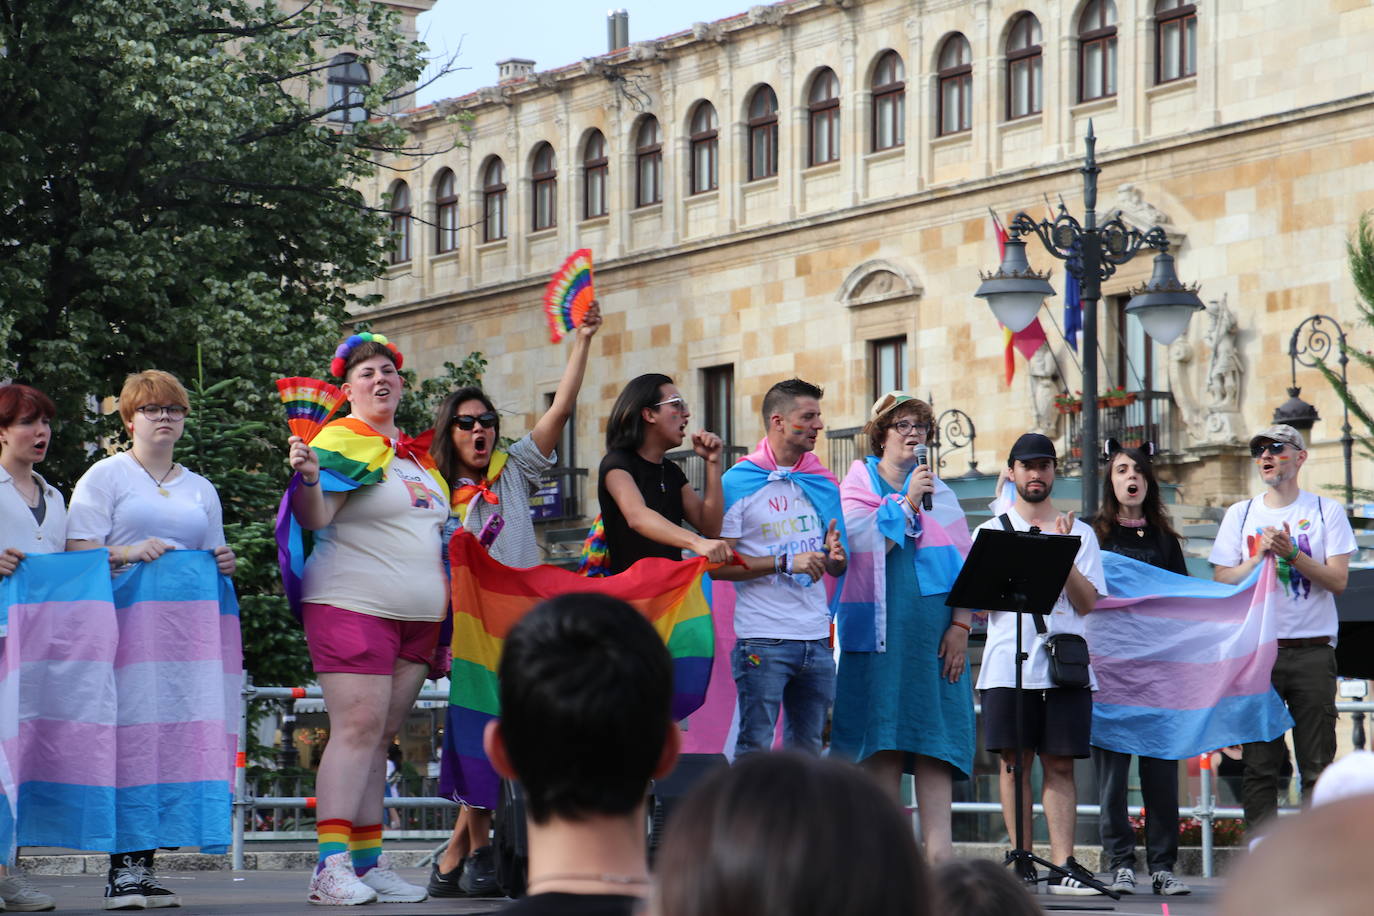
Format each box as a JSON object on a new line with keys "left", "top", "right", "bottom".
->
{"left": 731, "top": 637, "right": 835, "bottom": 757}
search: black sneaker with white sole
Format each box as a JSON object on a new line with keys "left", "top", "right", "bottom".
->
{"left": 130, "top": 864, "right": 180, "bottom": 909}
{"left": 427, "top": 858, "right": 466, "bottom": 898}
{"left": 1046, "top": 857, "right": 1104, "bottom": 896}
{"left": 103, "top": 865, "right": 147, "bottom": 911}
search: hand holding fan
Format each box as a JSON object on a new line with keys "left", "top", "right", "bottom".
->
{"left": 275, "top": 376, "right": 345, "bottom": 443}
{"left": 543, "top": 248, "right": 596, "bottom": 343}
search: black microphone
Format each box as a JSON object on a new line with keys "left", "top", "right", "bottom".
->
{"left": 914, "top": 444, "right": 934, "bottom": 511}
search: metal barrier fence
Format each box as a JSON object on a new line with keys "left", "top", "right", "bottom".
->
{"left": 235, "top": 682, "right": 1374, "bottom": 876}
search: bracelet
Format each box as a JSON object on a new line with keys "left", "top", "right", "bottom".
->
{"left": 301, "top": 475, "right": 320, "bottom": 487}
{"left": 905, "top": 494, "right": 920, "bottom": 513}
{"left": 773, "top": 553, "right": 783, "bottom": 574}
{"left": 950, "top": 620, "right": 971, "bottom": 632}
{"left": 781, "top": 553, "right": 790, "bottom": 574}
{"left": 1285, "top": 545, "right": 1301, "bottom": 562}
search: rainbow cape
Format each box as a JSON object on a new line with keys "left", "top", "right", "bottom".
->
{"left": 0, "top": 551, "right": 240, "bottom": 860}
{"left": 275, "top": 417, "right": 448, "bottom": 615}
{"left": 1086, "top": 553, "right": 1295, "bottom": 760}
{"left": 439, "top": 532, "right": 714, "bottom": 809}
{"left": 835, "top": 458, "right": 972, "bottom": 652}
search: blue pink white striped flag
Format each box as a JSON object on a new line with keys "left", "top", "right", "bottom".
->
{"left": 1087, "top": 553, "right": 1294, "bottom": 760}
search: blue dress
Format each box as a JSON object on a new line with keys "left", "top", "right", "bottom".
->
{"left": 830, "top": 476, "right": 975, "bottom": 777}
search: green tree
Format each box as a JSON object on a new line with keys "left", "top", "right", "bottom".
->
{"left": 1329, "top": 212, "right": 1374, "bottom": 504}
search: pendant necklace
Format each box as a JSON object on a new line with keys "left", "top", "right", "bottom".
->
{"left": 1117, "top": 515, "right": 1148, "bottom": 538}
{"left": 131, "top": 451, "right": 177, "bottom": 497}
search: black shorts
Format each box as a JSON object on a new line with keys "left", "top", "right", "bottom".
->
{"left": 982, "top": 686, "right": 1093, "bottom": 758}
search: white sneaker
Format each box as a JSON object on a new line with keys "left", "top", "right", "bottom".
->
{"left": 308, "top": 853, "right": 377, "bottom": 906}
{"left": 1, "top": 870, "right": 57, "bottom": 911}
{"left": 1152, "top": 870, "right": 1192, "bottom": 896}
{"left": 1109, "top": 866, "right": 1137, "bottom": 894}
{"left": 359, "top": 854, "right": 428, "bottom": 903}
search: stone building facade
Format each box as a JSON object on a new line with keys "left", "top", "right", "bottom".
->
{"left": 354, "top": 0, "right": 1374, "bottom": 531}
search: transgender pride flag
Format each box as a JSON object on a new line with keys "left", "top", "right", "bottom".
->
{"left": 0, "top": 551, "right": 240, "bottom": 860}
{"left": 1087, "top": 553, "right": 1294, "bottom": 760}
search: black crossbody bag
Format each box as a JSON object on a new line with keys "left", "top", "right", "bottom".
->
{"left": 999, "top": 513, "right": 1092, "bottom": 688}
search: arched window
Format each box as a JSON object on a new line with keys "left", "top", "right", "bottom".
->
{"left": 327, "top": 54, "right": 369, "bottom": 123}
{"left": 808, "top": 69, "right": 840, "bottom": 166}
{"left": 531, "top": 143, "right": 557, "bottom": 231}
{"left": 388, "top": 181, "right": 410, "bottom": 264}
{"left": 1006, "top": 13, "right": 1043, "bottom": 119}
{"left": 635, "top": 117, "right": 662, "bottom": 207}
{"left": 937, "top": 34, "right": 972, "bottom": 136}
{"left": 482, "top": 158, "right": 506, "bottom": 242}
{"left": 747, "top": 85, "right": 779, "bottom": 181}
{"left": 583, "top": 130, "right": 608, "bottom": 219}
{"left": 689, "top": 102, "right": 719, "bottom": 194}
{"left": 1155, "top": 0, "right": 1197, "bottom": 83}
{"left": 1079, "top": 0, "right": 1118, "bottom": 102}
{"left": 871, "top": 52, "right": 905, "bottom": 151}
{"left": 434, "top": 169, "right": 458, "bottom": 254}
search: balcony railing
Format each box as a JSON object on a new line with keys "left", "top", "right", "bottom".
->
{"left": 1059, "top": 390, "right": 1181, "bottom": 470}
{"left": 529, "top": 466, "right": 589, "bottom": 524}
{"left": 665, "top": 445, "right": 748, "bottom": 496}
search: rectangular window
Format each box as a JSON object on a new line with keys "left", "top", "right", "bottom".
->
{"left": 870, "top": 337, "right": 907, "bottom": 404}
{"left": 1157, "top": 13, "right": 1197, "bottom": 83}
{"left": 691, "top": 138, "right": 718, "bottom": 194}
{"left": 585, "top": 163, "right": 607, "bottom": 219}
{"left": 484, "top": 190, "right": 506, "bottom": 242}
{"left": 702, "top": 365, "right": 734, "bottom": 448}
{"left": 810, "top": 109, "right": 839, "bottom": 166}
{"left": 1009, "top": 55, "right": 1043, "bottom": 118}
{"left": 873, "top": 91, "right": 904, "bottom": 150}
{"left": 533, "top": 177, "right": 556, "bottom": 231}
{"left": 637, "top": 152, "right": 662, "bottom": 207}
{"left": 749, "top": 122, "right": 778, "bottom": 180}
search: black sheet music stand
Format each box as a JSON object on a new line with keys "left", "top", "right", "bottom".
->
{"left": 947, "top": 525, "right": 1118, "bottom": 905}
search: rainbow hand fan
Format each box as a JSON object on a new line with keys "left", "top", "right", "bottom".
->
{"left": 275, "top": 376, "right": 345, "bottom": 443}
{"left": 542, "top": 248, "right": 595, "bottom": 343}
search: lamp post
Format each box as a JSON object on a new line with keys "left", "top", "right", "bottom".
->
{"left": 976, "top": 123, "right": 1203, "bottom": 518}
{"left": 1275, "top": 314, "right": 1354, "bottom": 510}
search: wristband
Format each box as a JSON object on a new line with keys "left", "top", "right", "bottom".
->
{"left": 950, "top": 620, "right": 971, "bottom": 632}
{"left": 905, "top": 494, "right": 920, "bottom": 513}
{"left": 773, "top": 553, "right": 783, "bottom": 574}
{"left": 781, "top": 553, "right": 790, "bottom": 574}
{"left": 302, "top": 475, "right": 320, "bottom": 487}
{"left": 1285, "top": 545, "right": 1300, "bottom": 563}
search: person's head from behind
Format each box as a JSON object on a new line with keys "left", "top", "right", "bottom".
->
{"left": 606, "top": 373, "right": 686, "bottom": 452}
{"left": 1007, "top": 432, "right": 1057, "bottom": 504}
{"left": 484, "top": 593, "right": 679, "bottom": 825}
{"left": 652, "top": 752, "right": 930, "bottom": 916}
{"left": 761, "top": 378, "right": 824, "bottom": 457}
{"left": 933, "top": 858, "right": 1039, "bottom": 916}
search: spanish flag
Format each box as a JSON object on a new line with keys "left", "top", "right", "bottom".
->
{"left": 439, "top": 532, "right": 714, "bottom": 809}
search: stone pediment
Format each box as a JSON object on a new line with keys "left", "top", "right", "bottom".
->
{"left": 838, "top": 259, "right": 922, "bottom": 308}
{"left": 1109, "top": 183, "right": 1186, "bottom": 247}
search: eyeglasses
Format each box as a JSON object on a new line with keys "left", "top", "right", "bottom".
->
{"left": 890, "top": 420, "right": 928, "bottom": 437}
{"left": 453, "top": 412, "right": 499, "bottom": 431}
{"left": 654, "top": 396, "right": 688, "bottom": 412}
{"left": 135, "top": 404, "right": 187, "bottom": 420}
{"left": 1250, "top": 441, "right": 1289, "bottom": 458}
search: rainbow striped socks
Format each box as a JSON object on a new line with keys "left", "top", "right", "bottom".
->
{"left": 316, "top": 818, "right": 352, "bottom": 873}
{"left": 349, "top": 823, "right": 384, "bottom": 876}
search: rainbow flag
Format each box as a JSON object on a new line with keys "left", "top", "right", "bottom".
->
{"left": 440, "top": 532, "right": 714, "bottom": 809}
{"left": 1086, "top": 553, "right": 1294, "bottom": 760}
{"left": 0, "top": 551, "right": 240, "bottom": 859}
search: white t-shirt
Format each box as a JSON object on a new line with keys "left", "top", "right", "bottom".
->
{"left": 974, "top": 508, "right": 1106, "bottom": 691}
{"left": 0, "top": 466, "right": 67, "bottom": 555}
{"left": 1208, "top": 490, "right": 1356, "bottom": 639}
{"left": 302, "top": 456, "right": 449, "bottom": 622}
{"left": 67, "top": 452, "right": 225, "bottom": 550}
{"left": 721, "top": 475, "right": 831, "bottom": 640}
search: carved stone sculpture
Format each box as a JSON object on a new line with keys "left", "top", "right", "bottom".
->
{"left": 1113, "top": 183, "right": 1173, "bottom": 231}
{"left": 1028, "top": 343, "right": 1063, "bottom": 442}
{"left": 1194, "top": 295, "right": 1244, "bottom": 445}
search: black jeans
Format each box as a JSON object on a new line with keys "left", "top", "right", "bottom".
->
{"left": 1242, "top": 645, "right": 1337, "bottom": 830}
{"left": 1091, "top": 746, "right": 1179, "bottom": 873}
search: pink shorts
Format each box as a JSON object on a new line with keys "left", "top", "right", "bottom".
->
{"left": 302, "top": 603, "right": 441, "bottom": 675}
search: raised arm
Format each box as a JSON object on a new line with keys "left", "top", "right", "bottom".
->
{"left": 531, "top": 302, "right": 601, "bottom": 458}
{"left": 287, "top": 435, "right": 347, "bottom": 531}
{"left": 681, "top": 431, "right": 724, "bottom": 538}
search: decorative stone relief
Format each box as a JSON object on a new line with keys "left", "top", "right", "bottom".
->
{"left": 1112, "top": 183, "right": 1173, "bottom": 232}
{"left": 1028, "top": 342, "right": 1064, "bottom": 442}
{"left": 749, "top": 5, "right": 787, "bottom": 27}
{"left": 692, "top": 21, "right": 727, "bottom": 43}
{"left": 837, "top": 259, "right": 922, "bottom": 307}
{"left": 1199, "top": 294, "right": 1244, "bottom": 444}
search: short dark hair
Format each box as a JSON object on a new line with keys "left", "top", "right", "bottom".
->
{"left": 933, "top": 858, "right": 1040, "bottom": 916}
{"left": 653, "top": 752, "right": 930, "bottom": 916}
{"left": 760, "top": 378, "right": 823, "bottom": 425}
{"left": 429, "top": 386, "right": 500, "bottom": 480}
{"left": 497, "top": 593, "right": 673, "bottom": 824}
{"left": 605, "top": 373, "right": 673, "bottom": 451}
{"left": 863, "top": 397, "right": 933, "bottom": 456}
{"left": 0, "top": 384, "right": 57, "bottom": 429}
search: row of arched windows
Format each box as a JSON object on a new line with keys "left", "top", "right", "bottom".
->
{"left": 382, "top": 0, "right": 1197, "bottom": 263}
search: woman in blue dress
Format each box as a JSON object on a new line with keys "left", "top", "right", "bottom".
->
{"left": 832, "top": 392, "right": 974, "bottom": 863}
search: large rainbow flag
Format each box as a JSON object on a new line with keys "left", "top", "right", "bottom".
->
{"left": 0, "top": 551, "right": 240, "bottom": 860}
{"left": 1087, "top": 553, "right": 1294, "bottom": 760}
{"left": 440, "top": 532, "right": 713, "bottom": 809}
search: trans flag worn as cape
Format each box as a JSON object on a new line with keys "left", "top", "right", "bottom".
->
{"left": 440, "top": 532, "right": 714, "bottom": 810}
{"left": 275, "top": 417, "right": 448, "bottom": 615}
{"left": 0, "top": 551, "right": 240, "bottom": 861}
{"left": 835, "top": 458, "right": 972, "bottom": 653}
{"left": 1087, "top": 552, "right": 1295, "bottom": 760}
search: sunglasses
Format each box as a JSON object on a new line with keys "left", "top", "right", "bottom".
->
{"left": 1250, "top": 441, "right": 1289, "bottom": 458}
{"left": 654, "top": 396, "right": 688, "bottom": 412}
{"left": 453, "top": 412, "right": 498, "bottom": 431}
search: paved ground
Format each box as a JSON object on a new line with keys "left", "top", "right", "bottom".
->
{"left": 19, "top": 867, "right": 1226, "bottom": 915}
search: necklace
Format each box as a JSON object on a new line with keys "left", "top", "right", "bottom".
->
{"left": 524, "top": 872, "right": 651, "bottom": 892}
{"left": 10, "top": 473, "right": 40, "bottom": 508}
{"left": 130, "top": 451, "right": 178, "bottom": 497}
{"left": 1117, "top": 515, "right": 1147, "bottom": 537}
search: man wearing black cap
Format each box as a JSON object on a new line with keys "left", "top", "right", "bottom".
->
{"left": 974, "top": 432, "right": 1106, "bottom": 895}
{"left": 1209, "top": 423, "right": 1356, "bottom": 833}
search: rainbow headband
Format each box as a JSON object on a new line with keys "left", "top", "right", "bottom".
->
{"left": 330, "top": 331, "right": 404, "bottom": 378}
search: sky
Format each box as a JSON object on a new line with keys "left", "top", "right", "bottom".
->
{"left": 414, "top": 1, "right": 760, "bottom": 105}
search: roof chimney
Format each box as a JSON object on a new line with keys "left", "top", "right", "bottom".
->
{"left": 497, "top": 58, "right": 536, "bottom": 85}
{"left": 607, "top": 9, "right": 629, "bottom": 52}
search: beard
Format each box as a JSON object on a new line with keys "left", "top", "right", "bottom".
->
{"left": 1017, "top": 482, "right": 1051, "bottom": 503}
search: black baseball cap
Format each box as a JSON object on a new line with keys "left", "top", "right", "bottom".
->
{"left": 1008, "top": 432, "right": 1057, "bottom": 466}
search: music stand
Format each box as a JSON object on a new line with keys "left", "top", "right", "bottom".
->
{"left": 948, "top": 526, "right": 1119, "bottom": 904}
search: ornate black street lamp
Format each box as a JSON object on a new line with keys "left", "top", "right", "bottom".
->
{"left": 1274, "top": 314, "right": 1354, "bottom": 509}
{"left": 976, "top": 123, "right": 1203, "bottom": 517}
